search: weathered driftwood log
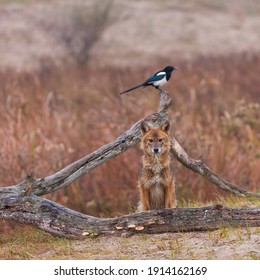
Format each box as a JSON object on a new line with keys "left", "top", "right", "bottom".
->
{"left": 0, "top": 194, "right": 259, "bottom": 238}
{"left": 0, "top": 90, "right": 259, "bottom": 239}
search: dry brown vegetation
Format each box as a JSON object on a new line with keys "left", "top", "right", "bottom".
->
{"left": 0, "top": 53, "right": 259, "bottom": 222}
{"left": 0, "top": 0, "right": 259, "bottom": 261}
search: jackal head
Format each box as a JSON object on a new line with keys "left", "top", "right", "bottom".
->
{"left": 140, "top": 120, "right": 171, "bottom": 156}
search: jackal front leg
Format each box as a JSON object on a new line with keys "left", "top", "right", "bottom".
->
{"left": 139, "top": 186, "right": 150, "bottom": 211}
{"left": 165, "top": 178, "right": 176, "bottom": 208}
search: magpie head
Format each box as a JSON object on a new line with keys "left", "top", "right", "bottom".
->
{"left": 164, "top": 66, "right": 178, "bottom": 73}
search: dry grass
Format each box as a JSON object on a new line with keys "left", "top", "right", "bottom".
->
{"left": 0, "top": 53, "right": 259, "bottom": 220}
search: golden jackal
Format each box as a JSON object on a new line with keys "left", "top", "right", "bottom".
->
{"left": 138, "top": 120, "right": 176, "bottom": 211}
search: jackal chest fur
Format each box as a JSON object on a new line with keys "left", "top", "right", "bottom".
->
{"left": 142, "top": 158, "right": 171, "bottom": 189}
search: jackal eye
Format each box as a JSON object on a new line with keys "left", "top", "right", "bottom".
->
{"left": 148, "top": 139, "right": 153, "bottom": 143}
{"left": 159, "top": 138, "right": 163, "bottom": 142}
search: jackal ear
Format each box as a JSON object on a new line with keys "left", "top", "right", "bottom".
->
{"left": 140, "top": 121, "right": 150, "bottom": 134}
{"left": 161, "top": 120, "right": 170, "bottom": 134}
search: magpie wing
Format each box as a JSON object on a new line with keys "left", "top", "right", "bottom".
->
{"left": 145, "top": 72, "right": 166, "bottom": 85}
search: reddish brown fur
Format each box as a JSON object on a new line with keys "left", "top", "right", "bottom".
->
{"left": 138, "top": 121, "right": 176, "bottom": 211}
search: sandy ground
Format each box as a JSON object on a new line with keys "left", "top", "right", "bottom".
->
{"left": 0, "top": 227, "right": 259, "bottom": 260}
{"left": 51, "top": 230, "right": 260, "bottom": 260}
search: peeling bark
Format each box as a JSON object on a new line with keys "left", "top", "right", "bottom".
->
{"left": 0, "top": 194, "right": 259, "bottom": 238}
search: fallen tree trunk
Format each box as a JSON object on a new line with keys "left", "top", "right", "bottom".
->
{"left": 0, "top": 90, "right": 259, "bottom": 238}
{"left": 0, "top": 194, "right": 259, "bottom": 238}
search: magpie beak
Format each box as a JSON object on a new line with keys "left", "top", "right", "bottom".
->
{"left": 120, "top": 65, "right": 178, "bottom": 95}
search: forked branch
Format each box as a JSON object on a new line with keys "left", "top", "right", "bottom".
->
{"left": 0, "top": 90, "right": 259, "bottom": 238}
{"left": 0, "top": 90, "right": 258, "bottom": 198}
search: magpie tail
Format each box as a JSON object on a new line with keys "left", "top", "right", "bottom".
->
{"left": 120, "top": 83, "right": 146, "bottom": 95}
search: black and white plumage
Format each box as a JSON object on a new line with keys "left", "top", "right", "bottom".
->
{"left": 120, "top": 66, "right": 178, "bottom": 95}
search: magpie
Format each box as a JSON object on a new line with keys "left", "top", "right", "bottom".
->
{"left": 120, "top": 66, "right": 178, "bottom": 95}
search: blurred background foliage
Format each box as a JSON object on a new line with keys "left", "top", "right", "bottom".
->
{"left": 0, "top": 0, "right": 259, "bottom": 226}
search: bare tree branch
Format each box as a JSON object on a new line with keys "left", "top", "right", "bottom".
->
{"left": 0, "top": 111, "right": 168, "bottom": 197}
{"left": 0, "top": 90, "right": 258, "bottom": 199}
{"left": 171, "top": 136, "right": 260, "bottom": 198}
